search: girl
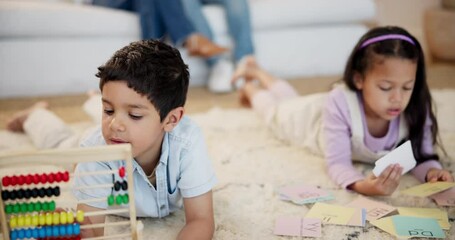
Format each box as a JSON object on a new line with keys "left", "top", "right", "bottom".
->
{"left": 233, "top": 26, "right": 453, "bottom": 196}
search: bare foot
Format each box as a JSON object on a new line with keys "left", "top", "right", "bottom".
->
{"left": 238, "top": 81, "right": 260, "bottom": 108}
{"left": 6, "top": 101, "right": 49, "bottom": 132}
{"left": 231, "top": 56, "right": 258, "bottom": 85}
{"left": 186, "top": 34, "right": 228, "bottom": 58}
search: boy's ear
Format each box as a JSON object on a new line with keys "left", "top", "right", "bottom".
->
{"left": 163, "top": 107, "right": 185, "bottom": 132}
{"left": 353, "top": 72, "right": 364, "bottom": 90}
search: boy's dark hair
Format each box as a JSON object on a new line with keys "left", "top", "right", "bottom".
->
{"left": 343, "top": 26, "right": 441, "bottom": 164}
{"left": 96, "top": 39, "right": 189, "bottom": 121}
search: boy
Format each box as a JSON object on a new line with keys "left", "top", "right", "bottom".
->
{"left": 5, "top": 40, "right": 217, "bottom": 238}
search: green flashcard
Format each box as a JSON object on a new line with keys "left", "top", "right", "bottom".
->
{"left": 391, "top": 215, "right": 445, "bottom": 238}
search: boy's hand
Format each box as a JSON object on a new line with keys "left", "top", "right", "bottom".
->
{"left": 426, "top": 168, "right": 454, "bottom": 182}
{"left": 349, "top": 164, "right": 403, "bottom": 196}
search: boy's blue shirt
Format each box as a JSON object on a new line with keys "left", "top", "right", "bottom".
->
{"left": 72, "top": 116, "right": 217, "bottom": 217}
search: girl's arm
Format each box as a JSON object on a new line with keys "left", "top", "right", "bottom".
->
{"left": 77, "top": 204, "right": 106, "bottom": 237}
{"left": 178, "top": 191, "right": 215, "bottom": 240}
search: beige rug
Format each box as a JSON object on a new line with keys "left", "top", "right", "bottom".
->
{"left": 1, "top": 89, "right": 455, "bottom": 239}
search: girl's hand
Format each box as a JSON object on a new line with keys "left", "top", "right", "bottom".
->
{"left": 349, "top": 164, "right": 403, "bottom": 196}
{"left": 426, "top": 168, "right": 454, "bottom": 182}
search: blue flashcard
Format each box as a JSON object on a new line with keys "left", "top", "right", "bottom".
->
{"left": 391, "top": 215, "right": 445, "bottom": 238}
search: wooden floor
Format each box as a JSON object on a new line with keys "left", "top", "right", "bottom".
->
{"left": 0, "top": 63, "right": 454, "bottom": 130}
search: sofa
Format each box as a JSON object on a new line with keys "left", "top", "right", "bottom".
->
{"left": 0, "top": 0, "right": 376, "bottom": 98}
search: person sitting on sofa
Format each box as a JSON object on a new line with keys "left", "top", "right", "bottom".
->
{"left": 181, "top": 0, "right": 256, "bottom": 93}
{"left": 92, "top": 0, "right": 227, "bottom": 58}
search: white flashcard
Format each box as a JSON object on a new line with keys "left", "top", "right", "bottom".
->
{"left": 372, "top": 140, "right": 416, "bottom": 177}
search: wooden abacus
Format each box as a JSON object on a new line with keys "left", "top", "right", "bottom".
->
{"left": 0, "top": 144, "right": 143, "bottom": 240}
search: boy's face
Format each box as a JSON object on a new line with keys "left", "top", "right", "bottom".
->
{"left": 101, "top": 81, "right": 165, "bottom": 164}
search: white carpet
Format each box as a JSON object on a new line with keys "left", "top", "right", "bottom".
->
{"left": 1, "top": 89, "right": 455, "bottom": 239}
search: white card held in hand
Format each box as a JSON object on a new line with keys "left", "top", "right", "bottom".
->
{"left": 372, "top": 140, "right": 416, "bottom": 177}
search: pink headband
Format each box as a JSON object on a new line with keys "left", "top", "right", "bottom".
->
{"left": 360, "top": 34, "right": 415, "bottom": 48}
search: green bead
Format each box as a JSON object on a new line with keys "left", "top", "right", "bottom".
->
{"left": 20, "top": 203, "right": 27, "bottom": 213}
{"left": 27, "top": 203, "right": 34, "bottom": 212}
{"left": 122, "top": 194, "right": 129, "bottom": 204}
{"left": 107, "top": 195, "right": 115, "bottom": 206}
{"left": 42, "top": 202, "right": 49, "bottom": 211}
{"left": 13, "top": 203, "right": 20, "bottom": 213}
{"left": 49, "top": 201, "right": 55, "bottom": 211}
{"left": 115, "top": 195, "right": 123, "bottom": 205}
{"left": 34, "top": 201, "right": 41, "bottom": 212}
{"left": 5, "top": 204, "right": 12, "bottom": 214}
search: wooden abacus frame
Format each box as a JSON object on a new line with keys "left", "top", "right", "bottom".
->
{"left": 0, "top": 144, "right": 143, "bottom": 240}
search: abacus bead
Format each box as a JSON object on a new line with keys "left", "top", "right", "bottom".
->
{"left": 39, "top": 227, "right": 46, "bottom": 238}
{"left": 34, "top": 201, "right": 41, "bottom": 211}
{"left": 67, "top": 211, "right": 74, "bottom": 223}
{"left": 53, "top": 212, "right": 60, "bottom": 225}
{"left": 60, "top": 211, "right": 67, "bottom": 224}
{"left": 27, "top": 202, "right": 34, "bottom": 212}
{"left": 45, "top": 187, "right": 53, "bottom": 197}
{"left": 52, "top": 226, "right": 59, "bottom": 237}
{"left": 33, "top": 173, "right": 40, "bottom": 184}
{"left": 40, "top": 174, "right": 47, "bottom": 184}
{"left": 25, "top": 174, "right": 33, "bottom": 184}
{"left": 45, "top": 226, "right": 52, "bottom": 237}
{"left": 24, "top": 214, "right": 32, "bottom": 226}
{"left": 60, "top": 225, "right": 67, "bottom": 236}
{"left": 17, "top": 215, "right": 25, "bottom": 227}
{"left": 31, "top": 188, "right": 38, "bottom": 198}
{"left": 16, "top": 189, "right": 24, "bottom": 199}
{"left": 1, "top": 190, "right": 9, "bottom": 200}
{"left": 42, "top": 202, "right": 49, "bottom": 211}
{"left": 119, "top": 167, "right": 125, "bottom": 178}
{"left": 10, "top": 230, "right": 17, "bottom": 240}
{"left": 20, "top": 203, "right": 27, "bottom": 213}
{"left": 55, "top": 172, "right": 63, "bottom": 182}
{"left": 73, "top": 224, "right": 81, "bottom": 235}
{"left": 45, "top": 213, "right": 53, "bottom": 225}
{"left": 67, "top": 224, "right": 73, "bottom": 235}
{"left": 25, "top": 228, "right": 32, "bottom": 238}
{"left": 123, "top": 194, "right": 129, "bottom": 204}
{"left": 53, "top": 186, "right": 60, "bottom": 197}
{"left": 76, "top": 210, "right": 84, "bottom": 223}
{"left": 5, "top": 204, "right": 13, "bottom": 214}
{"left": 9, "top": 190, "right": 16, "bottom": 200}
{"left": 2, "top": 176, "right": 10, "bottom": 186}
{"left": 114, "top": 181, "right": 121, "bottom": 191}
{"left": 107, "top": 195, "right": 115, "bottom": 206}
{"left": 17, "top": 175, "right": 25, "bottom": 185}
{"left": 24, "top": 189, "right": 31, "bottom": 199}
{"left": 48, "top": 173, "right": 55, "bottom": 183}
{"left": 63, "top": 171, "right": 70, "bottom": 182}
{"left": 9, "top": 215, "right": 17, "bottom": 228}
{"left": 32, "top": 228, "right": 39, "bottom": 238}
{"left": 13, "top": 203, "right": 20, "bottom": 213}
{"left": 11, "top": 175, "right": 18, "bottom": 185}
{"left": 116, "top": 195, "right": 123, "bottom": 205}
{"left": 39, "top": 214, "right": 46, "bottom": 225}
{"left": 17, "top": 229, "right": 25, "bottom": 239}
{"left": 32, "top": 214, "right": 39, "bottom": 226}
{"left": 38, "top": 188, "right": 46, "bottom": 198}
{"left": 49, "top": 201, "right": 56, "bottom": 211}
{"left": 121, "top": 181, "right": 128, "bottom": 190}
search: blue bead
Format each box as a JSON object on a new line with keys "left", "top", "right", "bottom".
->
{"left": 67, "top": 224, "right": 74, "bottom": 235}
{"left": 39, "top": 227, "right": 46, "bottom": 238}
{"left": 17, "top": 229, "right": 25, "bottom": 238}
{"left": 60, "top": 225, "right": 67, "bottom": 236}
{"left": 52, "top": 226, "right": 59, "bottom": 237}
{"left": 73, "top": 223, "right": 80, "bottom": 235}
{"left": 10, "top": 230, "right": 18, "bottom": 240}
{"left": 25, "top": 229, "right": 32, "bottom": 238}
{"left": 45, "top": 226, "right": 52, "bottom": 237}
{"left": 32, "top": 228, "right": 39, "bottom": 238}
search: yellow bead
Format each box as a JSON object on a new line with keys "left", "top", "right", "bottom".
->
{"left": 45, "top": 213, "right": 52, "bottom": 225}
{"left": 17, "top": 215, "right": 24, "bottom": 227}
{"left": 76, "top": 210, "right": 84, "bottom": 223}
{"left": 52, "top": 212, "right": 60, "bottom": 225}
{"left": 32, "top": 214, "right": 39, "bottom": 226}
{"left": 39, "top": 214, "right": 46, "bottom": 225}
{"left": 60, "top": 211, "right": 67, "bottom": 224}
{"left": 67, "top": 211, "right": 74, "bottom": 224}
{"left": 9, "top": 216, "right": 17, "bottom": 228}
{"left": 24, "top": 214, "right": 31, "bottom": 226}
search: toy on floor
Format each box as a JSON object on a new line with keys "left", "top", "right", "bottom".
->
{"left": 0, "top": 145, "right": 143, "bottom": 240}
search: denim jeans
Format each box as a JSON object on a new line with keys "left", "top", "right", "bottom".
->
{"left": 181, "top": 0, "right": 254, "bottom": 65}
{"left": 93, "top": 0, "right": 194, "bottom": 45}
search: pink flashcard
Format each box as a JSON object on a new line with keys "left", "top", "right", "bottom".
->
{"left": 431, "top": 187, "right": 455, "bottom": 206}
{"left": 274, "top": 216, "right": 322, "bottom": 238}
{"left": 346, "top": 196, "right": 396, "bottom": 221}
{"left": 280, "top": 184, "right": 329, "bottom": 201}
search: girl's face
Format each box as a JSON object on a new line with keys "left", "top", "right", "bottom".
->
{"left": 101, "top": 81, "right": 165, "bottom": 165}
{"left": 354, "top": 57, "right": 417, "bottom": 121}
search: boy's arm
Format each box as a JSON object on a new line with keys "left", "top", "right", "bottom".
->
{"left": 77, "top": 203, "right": 106, "bottom": 238}
{"left": 178, "top": 191, "right": 214, "bottom": 240}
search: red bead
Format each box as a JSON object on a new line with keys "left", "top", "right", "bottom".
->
{"left": 40, "top": 174, "right": 47, "bottom": 184}
{"left": 62, "top": 171, "right": 70, "bottom": 182}
{"left": 2, "top": 176, "right": 10, "bottom": 187}
{"left": 55, "top": 172, "right": 63, "bottom": 182}
{"left": 11, "top": 175, "right": 18, "bottom": 186}
{"left": 48, "top": 173, "right": 55, "bottom": 183}
{"left": 32, "top": 174, "right": 40, "bottom": 184}
{"left": 119, "top": 167, "right": 125, "bottom": 178}
{"left": 17, "top": 175, "right": 25, "bottom": 185}
{"left": 25, "top": 175, "right": 32, "bottom": 185}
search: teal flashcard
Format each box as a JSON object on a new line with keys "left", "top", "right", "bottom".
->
{"left": 391, "top": 215, "right": 445, "bottom": 238}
